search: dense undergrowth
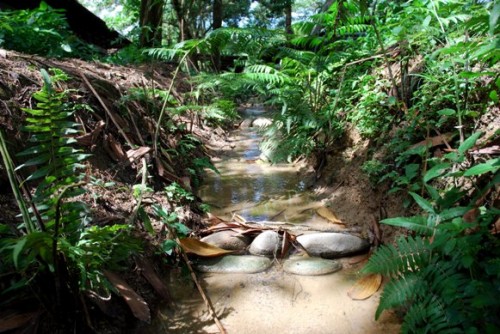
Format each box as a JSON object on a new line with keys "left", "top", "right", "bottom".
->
{"left": 0, "top": 1, "right": 499, "bottom": 333}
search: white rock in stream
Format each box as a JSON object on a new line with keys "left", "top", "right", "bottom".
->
{"left": 201, "top": 231, "right": 250, "bottom": 251}
{"left": 296, "top": 233, "right": 369, "bottom": 258}
{"left": 196, "top": 255, "right": 272, "bottom": 274}
{"left": 283, "top": 257, "right": 342, "bottom": 276}
{"left": 251, "top": 117, "right": 272, "bottom": 128}
{"left": 249, "top": 231, "right": 282, "bottom": 257}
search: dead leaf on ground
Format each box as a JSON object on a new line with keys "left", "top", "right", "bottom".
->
{"left": 347, "top": 273, "right": 383, "bottom": 300}
{"left": 316, "top": 206, "right": 344, "bottom": 224}
{"left": 135, "top": 257, "right": 172, "bottom": 303}
{"left": 409, "top": 132, "right": 454, "bottom": 150}
{"left": 179, "top": 238, "right": 234, "bottom": 257}
{"left": 470, "top": 145, "right": 500, "bottom": 155}
{"left": 0, "top": 311, "right": 40, "bottom": 332}
{"left": 126, "top": 146, "right": 151, "bottom": 163}
{"left": 103, "top": 270, "right": 151, "bottom": 323}
{"left": 233, "top": 213, "right": 247, "bottom": 223}
{"left": 463, "top": 207, "right": 480, "bottom": 223}
{"left": 347, "top": 253, "right": 370, "bottom": 265}
{"left": 206, "top": 214, "right": 228, "bottom": 226}
{"left": 490, "top": 217, "right": 500, "bottom": 235}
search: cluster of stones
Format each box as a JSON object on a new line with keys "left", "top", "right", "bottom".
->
{"left": 196, "top": 230, "right": 369, "bottom": 276}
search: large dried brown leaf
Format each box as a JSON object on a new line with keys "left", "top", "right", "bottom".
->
{"left": 126, "top": 146, "right": 151, "bottom": 163}
{"left": 103, "top": 270, "right": 151, "bottom": 322}
{"left": 206, "top": 214, "right": 228, "bottom": 226}
{"left": 135, "top": 257, "right": 172, "bottom": 302}
{"left": 316, "top": 207, "right": 343, "bottom": 224}
{"left": 463, "top": 207, "right": 480, "bottom": 223}
{"left": 347, "top": 253, "right": 370, "bottom": 265}
{"left": 179, "top": 238, "right": 234, "bottom": 257}
{"left": 0, "top": 312, "right": 39, "bottom": 332}
{"left": 348, "top": 273, "right": 383, "bottom": 300}
{"left": 409, "top": 133, "right": 454, "bottom": 150}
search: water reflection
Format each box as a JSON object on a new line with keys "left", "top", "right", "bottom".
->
{"left": 198, "top": 110, "right": 317, "bottom": 223}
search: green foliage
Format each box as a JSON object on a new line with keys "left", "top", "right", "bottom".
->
{"left": 364, "top": 138, "right": 500, "bottom": 333}
{"left": 165, "top": 182, "right": 195, "bottom": 205}
{"left": 0, "top": 2, "right": 97, "bottom": 58}
{"left": 0, "top": 70, "right": 140, "bottom": 320}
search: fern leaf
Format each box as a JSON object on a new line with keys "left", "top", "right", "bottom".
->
{"left": 363, "top": 236, "right": 431, "bottom": 276}
{"left": 375, "top": 273, "right": 423, "bottom": 320}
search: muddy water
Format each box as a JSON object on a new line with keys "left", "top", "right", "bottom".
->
{"left": 144, "top": 107, "right": 400, "bottom": 334}
{"left": 198, "top": 107, "right": 329, "bottom": 227}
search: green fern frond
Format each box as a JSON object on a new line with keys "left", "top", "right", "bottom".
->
{"left": 17, "top": 69, "right": 89, "bottom": 233}
{"left": 363, "top": 236, "right": 431, "bottom": 276}
{"left": 244, "top": 65, "right": 288, "bottom": 85}
{"left": 375, "top": 273, "right": 424, "bottom": 320}
{"left": 402, "top": 295, "right": 462, "bottom": 334}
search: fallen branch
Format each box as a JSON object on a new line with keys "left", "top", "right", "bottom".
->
{"left": 79, "top": 71, "right": 135, "bottom": 147}
{"left": 166, "top": 225, "right": 227, "bottom": 334}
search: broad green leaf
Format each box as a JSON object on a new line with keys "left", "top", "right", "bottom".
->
{"left": 138, "top": 207, "right": 155, "bottom": 235}
{"left": 490, "top": 3, "right": 500, "bottom": 35}
{"left": 13, "top": 237, "right": 27, "bottom": 269}
{"left": 458, "top": 132, "right": 482, "bottom": 155}
{"left": 409, "top": 192, "right": 435, "bottom": 214}
{"left": 437, "top": 108, "right": 455, "bottom": 116}
{"left": 425, "top": 184, "right": 441, "bottom": 202}
{"left": 463, "top": 159, "right": 500, "bottom": 176}
{"left": 405, "top": 164, "right": 420, "bottom": 180}
{"left": 162, "top": 239, "right": 177, "bottom": 255}
{"left": 490, "top": 90, "right": 499, "bottom": 103}
{"left": 424, "top": 163, "right": 451, "bottom": 183}
{"left": 381, "top": 216, "right": 433, "bottom": 234}
{"left": 439, "top": 207, "right": 469, "bottom": 221}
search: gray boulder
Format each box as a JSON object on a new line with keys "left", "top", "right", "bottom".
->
{"left": 201, "top": 231, "right": 250, "bottom": 251}
{"left": 296, "top": 233, "right": 369, "bottom": 258}
{"left": 249, "top": 231, "right": 282, "bottom": 257}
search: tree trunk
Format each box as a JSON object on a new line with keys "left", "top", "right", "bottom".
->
{"left": 285, "top": 0, "right": 293, "bottom": 35}
{"left": 139, "top": 0, "right": 164, "bottom": 47}
{"left": 172, "top": 0, "right": 193, "bottom": 41}
{"left": 212, "top": 0, "right": 223, "bottom": 71}
{"left": 213, "top": 0, "right": 223, "bottom": 30}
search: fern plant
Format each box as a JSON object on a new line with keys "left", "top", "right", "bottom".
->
{"left": 1, "top": 70, "right": 140, "bottom": 327}
{"left": 363, "top": 132, "right": 500, "bottom": 333}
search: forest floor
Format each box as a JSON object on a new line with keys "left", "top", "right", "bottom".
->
{"left": 0, "top": 50, "right": 408, "bottom": 333}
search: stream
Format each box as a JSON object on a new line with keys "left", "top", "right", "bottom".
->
{"left": 142, "top": 107, "right": 400, "bottom": 334}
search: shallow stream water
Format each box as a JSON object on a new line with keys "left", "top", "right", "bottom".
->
{"left": 142, "top": 107, "right": 400, "bottom": 334}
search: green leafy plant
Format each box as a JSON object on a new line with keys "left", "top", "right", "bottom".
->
{"left": 0, "top": 70, "right": 140, "bottom": 328}
{"left": 0, "top": 2, "right": 97, "bottom": 58}
{"left": 363, "top": 132, "right": 500, "bottom": 333}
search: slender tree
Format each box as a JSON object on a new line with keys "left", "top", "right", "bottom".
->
{"left": 139, "top": 0, "right": 164, "bottom": 47}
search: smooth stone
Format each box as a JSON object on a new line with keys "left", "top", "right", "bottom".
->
{"left": 249, "top": 231, "right": 282, "bottom": 257}
{"left": 196, "top": 255, "right": 272, "bottom": 274}
{"left": 251, "top": 117, "right": 272, "bottom": 127}
{"left": 296, "top": 233, "right": 370, "bottom": 259}
{"left": 201, "top": 231, "right": 250, "bottom": 251}
{"left": 283, "top": 257, "right": 342, "bottom": 276}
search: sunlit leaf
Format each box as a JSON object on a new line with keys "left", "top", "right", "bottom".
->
{"left": 348, "top": 273, "right": 383, "bottom": 300}
{"left": 316, "top": 206, "right": 343, "bottom": 224}
{"left": 463, "top": 159, "right": 499, "bottom": 176}
{"left": 103, "top": 270, "right": 151, "bottom": 322}
{"left": 178, "top": 238, "right": 234, "bottom": 257}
